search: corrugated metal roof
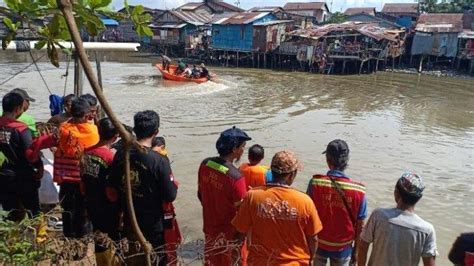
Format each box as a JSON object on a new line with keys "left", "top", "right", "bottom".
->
{"left": 208, "top": 12, "right": 238, "bottom": 24}
{"left": 177, "top": 2, "right": 203, "bottom": 11}
{"left": 416, "top": 13, "right": 464, "bottom": 33}
{"left": 254, "top": 20, "right": 293, "bottom": 26}
{"left": 286, "top": 22, "right": 402, "bottom": 42}
{"left": 216, "top": 12, "right": 270, "bottom": 25}
{"left": 459, "top": 30, "right": 474, "bottom": 39}
{"left": 382, "top": 3, "right": 418, "bottom": 14}
{"left": 283, "top": 2, "right": 327, "bottom": 11}
{"left": 248, "top": 6, "right": 282, "bottom": 13}
{"left": 344, "top": 7, "right": 375, "bottom": 16}
{"left": 212, "top": 1, "right": 244, "bottom": 12}
{"left": 150, "top": 23, "right": 187, "bottom": 29}
{"left": 170, "top": 10, "right": 211, "bottom": 25}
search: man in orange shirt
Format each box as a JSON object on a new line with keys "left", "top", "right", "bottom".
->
{"left": 239, "top": 144, "right": 268, "bottom": 189}
{"left": 232, "top": 150, "right": 323, "bottom": 265}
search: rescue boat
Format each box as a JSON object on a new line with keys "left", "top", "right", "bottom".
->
{"left": 156, "top": 64, "right": 210, "bottom": 84}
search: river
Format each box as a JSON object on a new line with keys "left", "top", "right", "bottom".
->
{"left": 1, "top": 60, "right": 473, "bottom": 264}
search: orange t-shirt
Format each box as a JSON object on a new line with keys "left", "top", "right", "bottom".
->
{"left": 239, "top": 163, "right": 269, "bottom": 189}
{"left": 232, "top": 186, "right": 323, "bottom": 265}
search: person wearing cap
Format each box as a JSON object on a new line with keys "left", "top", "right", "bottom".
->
{"left": 358, "top": 172, "right": 437, "bottom": 266}
{"left": 232, "top": 150, "right": 323, "bottom": 265}
{"left": 5, "top": 88, "right": 39, "bottom": 137}
{"left": 0, "top": 92, "right": 44, "bottom": 221}
{"left": 307, "top": 139, "right": 367, "bottom": 266}
{"left": 198, "top": 126, "right": 251, "bottom": 265}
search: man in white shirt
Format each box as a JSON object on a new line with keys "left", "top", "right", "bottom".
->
{"left": 358, "top": 171, "right": 437, "bottom": 266}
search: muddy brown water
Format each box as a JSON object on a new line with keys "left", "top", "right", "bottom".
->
{"left": 0, "top": 58, "right": 473, "bottom": 264}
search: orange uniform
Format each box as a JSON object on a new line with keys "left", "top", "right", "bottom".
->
{"left": 232, "top": 185, "right": 323, "bottom": 265}
{"left": 239, "top": 163, "right": 269, "bottom": 189}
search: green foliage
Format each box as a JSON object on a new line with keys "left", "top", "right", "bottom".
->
{"left": 323, "top": 12, "right": 347, "bottom": 24}
{"left": 420, "top": 0, "right": 471, "bottom": 13}
{"left": 0, "top": 211, "right": 50, "bottom": 264}
{"left": 1, "top": 0, "right": 153, "bottom": 67}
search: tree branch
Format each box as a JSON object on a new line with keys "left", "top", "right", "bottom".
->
{"left": 56, "top": 0, "right": 153, "bottom": 265}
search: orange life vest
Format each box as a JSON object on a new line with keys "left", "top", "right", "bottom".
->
{"left": 53, "top": 122, "right": 99, "bottom": 184}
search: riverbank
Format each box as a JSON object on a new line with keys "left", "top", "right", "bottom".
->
{"left": 0, "top": 57, "right": 473, "bottom": 265}
{"left": 1, "top": 50, "right": 473, "bottom": 80}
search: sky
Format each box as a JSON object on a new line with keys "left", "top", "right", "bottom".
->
{"left": 109, "top": 0, "right": 418, "bottom": 13}
{"left": 0, "top": 0, "right": 419, "bottom": 13}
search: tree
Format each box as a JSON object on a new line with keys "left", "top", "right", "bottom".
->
{"left": 1, "top": 0, "right": 153, "bottom": 66}
{"left": 324, "top": 12, "right": 347, "bottom": 24}
{"left": 420, "top": 0, "right": 472, "bottom": 13}
{"left": 2, "top": 0, "right": 154, "bottom": 265}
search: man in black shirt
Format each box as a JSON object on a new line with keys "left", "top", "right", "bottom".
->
{"left": 108, "top": 110, "right": 177, "bottom": 265}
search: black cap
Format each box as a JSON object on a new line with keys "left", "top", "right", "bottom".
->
{"left": 323, "top": 139, "right": 349, "bottom": 158}
{"left": 216, "top": 126, "right": 251, "bottom": 153}
{"left": 11, "top": 88, "right": 35, "bottom": 102}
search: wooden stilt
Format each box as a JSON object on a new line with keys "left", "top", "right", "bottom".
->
{"left": 342, "top": 60, "right": 347, "bottom": 74}
{"left": 236, "top": 51, "right": 239, "bottom": 68}
{"left": 226, "top": 51, "right": 229, "bottom": 67}
{"left": 359, "top": 60, "right": 364, "bottom": 75}
{"left": 418, "top": 55, "right": 424, "bottom": 73}
{"left": 258, "top": 53, "right": 260, "bottom": 68}
{"left": 279, "top": 53, "right": 282, "bottom": 69}
{"left": 375, "top": 59, "right": 379, "bottom": 73}
{"left": 264, "top": 53, "right": 267, "bottom": 69}
{"left": 252, "top": 52, "right": 255, "bottom": 68}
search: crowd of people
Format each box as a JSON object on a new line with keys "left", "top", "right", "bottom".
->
{"left": 0, "top": 88, "right": 473, "bottom": 266}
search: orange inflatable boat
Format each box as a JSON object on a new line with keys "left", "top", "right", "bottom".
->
{"left": 156, "top": 64, "right": 210, "bottom": 84}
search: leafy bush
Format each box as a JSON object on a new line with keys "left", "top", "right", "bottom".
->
{"left": 0, "top": 211, "right": 51, "bottom": 264}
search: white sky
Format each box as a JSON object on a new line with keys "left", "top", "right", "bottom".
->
{"left": 0, "top": 0, "right": 419, "bottom": 13}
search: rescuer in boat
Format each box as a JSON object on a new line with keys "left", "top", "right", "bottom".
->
{"left": 161, "top": 54, "right": 171, "bottom": 72}
{"left": 191, "top": 65, "right": 200, "bottom": 78}
{"left": 200, "top": 63, "right": 210, "bottom": 80}
{"left": 182, "top": 64, "right": 192, "bottom": 78}
{"left": 175, "top": 60, "right": 186, "bottom": 75}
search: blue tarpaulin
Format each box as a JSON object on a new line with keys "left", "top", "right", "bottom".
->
{"left": 101, "top": 19, "right": 119, "bottom": 26}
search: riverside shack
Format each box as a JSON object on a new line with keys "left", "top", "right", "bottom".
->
{"left": 151, "top": 10, "right": 211, "bottom": 56}
{"left": 381, "top": 3, "right": 419, "bottom": 29}
{"left": 283, "top": 22, "right": 406, "bottom": 74}
{"left": 411, "top": 13, "right": 464, "bottom": 70}
{"left": 457, "top": 13, "right": 474, "bottom": 73}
